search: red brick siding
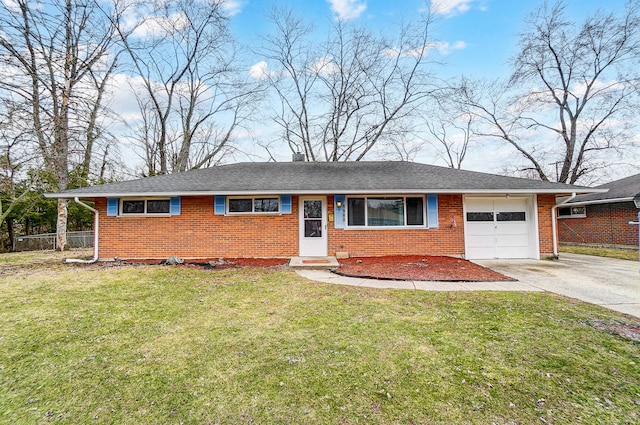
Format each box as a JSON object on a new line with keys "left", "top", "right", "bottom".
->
{"left": 558, "top": 201, "right": 639, "bottom": 246}
{"left": 95, "top": 194, "right": 556, "bottom": 259}
{"left": 537, "top": 194, "right": 556, "bottom": 256}
{"left": 97, "top": 196, "right": 298, "bottom": 259}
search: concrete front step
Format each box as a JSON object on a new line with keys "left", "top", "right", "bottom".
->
{"left": 289, "top": 256, "right": 340, "bottom": 270}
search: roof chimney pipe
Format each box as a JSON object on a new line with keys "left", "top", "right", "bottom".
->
{"left": 292, "top": 152, "right": 305, "bottom": 162}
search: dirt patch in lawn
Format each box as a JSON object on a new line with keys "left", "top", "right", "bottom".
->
{"left": 588, "top": 320, "right": 640, "bottom": 342}
{"left": 335, "top": 255, "right": 516, "bottom": 282}
{"left": 106, "top": 258, "right": 289, "bottom": 270}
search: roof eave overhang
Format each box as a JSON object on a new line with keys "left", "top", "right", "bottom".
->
{"left": 45, "top": 188, "right": 607, "bottom": 199}
{"left": 562, "top": 196, "right": 636, "bottom": 207}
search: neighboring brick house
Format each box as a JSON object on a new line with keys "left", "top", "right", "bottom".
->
{"left": 558, "top": 173, "right": 640, "bottom": 248}
{"left": 47, "top": 161, "right": 600, "bottom": 261}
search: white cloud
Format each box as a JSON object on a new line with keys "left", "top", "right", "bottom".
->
{"left": 425, "top": 40, "right": 466, "bottom": 55}
{"left": 571, "top": 79, "right": 627, "bottom": 100}
{"left": 107, "top": 74, "right": 148, "bottom": 121}
{"left": 326, "top": 0, "right": 367, "bottom": 21}
{"left": 131, "top": 12, "right": 189, "bottom": 38}
{"left": 430, "top": 0, "right": 476, "bottom": 17}
{"left": 1, "top": 0, "right": 20, "bottom": 13}
{"left": 310, "top": 57, "right": 341, "bottom": 76}
{"left": 221, "top": 0, "right": 246, "bottom": 17}
{"left": 385, "top": 40, "right": 466, "bottom": 58}
{"left": 249, "top": 61, "right": 276, "bottom": 80}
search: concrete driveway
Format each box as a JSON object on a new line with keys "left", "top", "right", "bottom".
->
{"left": 474, "top": 253, "right": 640, "bottom": 319}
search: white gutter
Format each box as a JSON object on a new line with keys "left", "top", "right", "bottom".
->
{"left": 65, "top": 197, "right": 99, "bottom": 264}
{"left": 556, "top": 196, "right": 631, "bottom": 207}
{"left": 551, "top": 192, "right": 576, "bottom": 257}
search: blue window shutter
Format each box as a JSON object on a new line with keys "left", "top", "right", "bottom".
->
{"left": 280, "top": 195, "right": 292, "bottom": 214}
{"left": 170, "top": 197, "right": 181, "bottom": 215}
{"left": 214, "top": 196, "right": 226, "bottom": 215}
{"left": 334, "top": 195, "right": 345, "bottom": 229}
{"left": 107, "top": 198, "right": 119, "bottom": 216}
{"left": 427, "top": 194, "right": 438, "bottom": 228}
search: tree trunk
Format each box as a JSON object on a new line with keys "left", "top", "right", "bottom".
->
{"left": 56, "top": 199, "right": 68, "bottom": 251}
{"left": 6, "top": 218, "right": 14, "bottom": 252}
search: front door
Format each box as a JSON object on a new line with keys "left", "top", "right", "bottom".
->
{"left": 299, "top": 196, "right": 328, "bottom": 256}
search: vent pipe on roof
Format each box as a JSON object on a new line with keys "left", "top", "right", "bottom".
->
{"left": 292, "top": 152, "right": 305, "bottom": 162}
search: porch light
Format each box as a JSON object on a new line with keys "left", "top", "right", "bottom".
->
{"left": 336, "top": 200, "right": 343, "bottom": 209}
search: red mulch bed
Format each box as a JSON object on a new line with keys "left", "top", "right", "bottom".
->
{"left": 335, "top": 255, "right": 515, "bottom": 282}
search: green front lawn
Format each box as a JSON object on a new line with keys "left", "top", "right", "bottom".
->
{"left": 561, "top": 245, "right": 639, "bottom": 261}
{"left": 1, "top": 252, "right": 639, "bottom": 424}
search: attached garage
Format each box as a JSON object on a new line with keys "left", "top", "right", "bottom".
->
{"left": 464, "top": 196, "right": 539, "bottom": 259}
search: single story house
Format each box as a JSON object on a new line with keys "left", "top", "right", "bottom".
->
{"left": 46, "top": 161, "right": 603, "bottom": 261}
{"left": 558, "top": 173, "right": 640, "bottom": 248}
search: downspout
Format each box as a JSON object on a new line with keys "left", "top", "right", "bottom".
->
{"left": 551, "top": 192, "right": 576, "bottom": 257}
{"left": 65, "top": 197, "right": 99, "bottom": 264}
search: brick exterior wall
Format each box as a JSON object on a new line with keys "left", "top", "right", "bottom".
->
{"left": 95, "top": 194, "right": 555, "bottom": 260}
{"left": 558, "top": 201, "right": 639, "bottom": 246}
{"left": 97, "top": 197, "right": 299, "bottom": 259}
{"left": 537, "top": 194, "right": 556, "bottom": 257}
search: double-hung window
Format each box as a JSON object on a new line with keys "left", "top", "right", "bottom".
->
{"left": 228, "top": 197, "right": 280, "bottom": 214}
{"left": 346, "top": 196, "right": 425, "bottom": 228}
{"left": 120, "top": 199, "right": 171, "bottom": 215}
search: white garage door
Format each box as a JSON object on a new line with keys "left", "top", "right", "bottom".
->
{"left": 464, "top": 197, "right": 536, "bottom": 259}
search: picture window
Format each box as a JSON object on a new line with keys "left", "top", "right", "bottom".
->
{"left": 346, "top": 196, "right": 426, "bottom": 228}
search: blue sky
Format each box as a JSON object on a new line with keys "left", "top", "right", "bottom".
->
{"left": 103, "top": 0, "right": 636, "bottom": 182}
{"left": 229, "top": 0, "right": 631, "bottom": 80}
{"left": 216, "top": 0, "right": 637, "bottom": 182}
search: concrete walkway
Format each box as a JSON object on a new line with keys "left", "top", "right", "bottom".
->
{"left": 295, "top": 253, "right": 640, "bottom": 319}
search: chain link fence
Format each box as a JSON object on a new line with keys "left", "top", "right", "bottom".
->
{"left": 13, "top": 231, "right": 94, "bottom": 252}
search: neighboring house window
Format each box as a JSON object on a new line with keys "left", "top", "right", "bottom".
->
{"left": 228, "top": 197, "right": 279, "bottom": 214}
{"left": 558, "top": 206, "right": 586, "bottom": 218}
{"left": 346, "top": 196, "right": 426, "bottom": 228}
{"left": 120, "top": 199, "right": 171, "bottom": 215}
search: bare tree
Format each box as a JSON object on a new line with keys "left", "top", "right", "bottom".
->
{"left": 77, "top": 57, "right": 121, "bottom": 184}
{"left": 424, "top": 116, "right": 472, "bottom": 169}
{"left": 118, "top": 0, "right": 260, "bottom": 175}
{"left": 419, "top": 90, "right": 475, "bottom": 169}
{"left": 458, "top": 1, "right": 640, "bottom": 183}
{"left": 259, "top": 7, "right": 437, "bottom": 161}
{"left": 0, "top": 101, "right": 40, "bottom": 235}
{"left": 0, "top": 0, "right": 125, "bottom": 249}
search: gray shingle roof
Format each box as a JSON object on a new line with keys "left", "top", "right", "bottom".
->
{"left": 47, "top": 161, "right": 603, "bottom": 198}
{"left": 567, "top": 173, "right": 640, "bottom": 205}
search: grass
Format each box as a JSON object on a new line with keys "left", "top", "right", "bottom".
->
{"left": 1, "top": 252, "right": 639, "bottom": 424}
{"left": 560, "top": 244, "right": 639, "bottom": 261}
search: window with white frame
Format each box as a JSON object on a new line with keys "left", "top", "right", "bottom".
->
{"left": 557, "top": 206, "right": 586, "bottom": 218}
{"left": 346, "top": 196, "right": 425, "bottom": 227}
{"left": 228, "top": 197, "right": 280, "bottom": 214}
{"left": 120, "top": 199, "right": 171, "bottom": 215}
